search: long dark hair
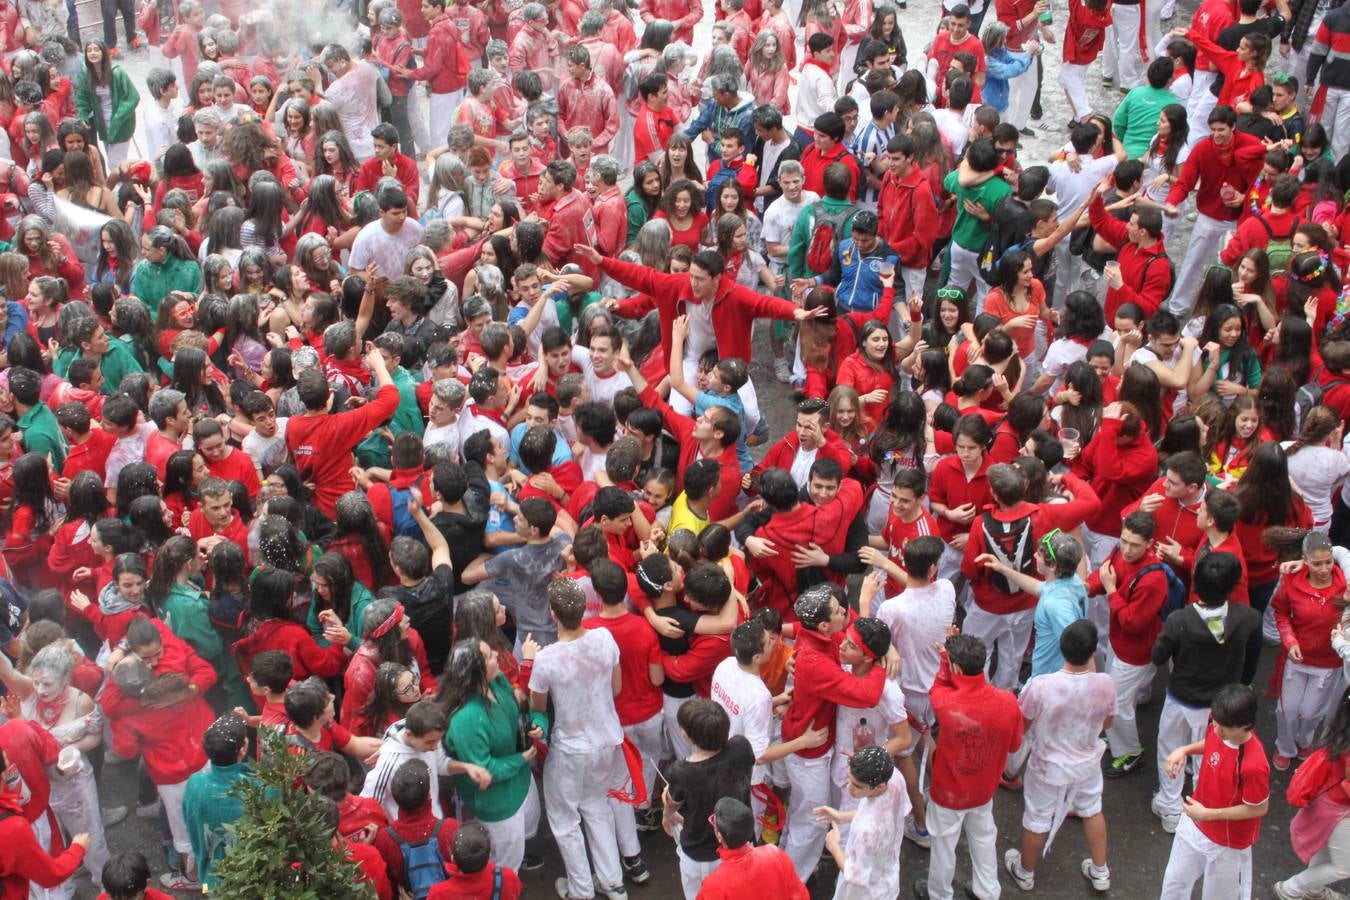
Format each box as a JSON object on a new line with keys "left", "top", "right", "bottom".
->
{"left": 172, "top": 346, "right": 227, "bottom": 416}
{"left": 127, "top": 495, "right": 173, "bottom": 549}
{"left": 114, "top": 463, "right": 159, "bottom": 519}
{"left": 1151, "top": 104, "right": 1188, "bottom": 172}
{"left": 1197, "top": 303, "right": 1258, "bottom": 388}
{"left": 333, "top": 492, "right": 396, "bottom": 587}
{"left": 1257, "top": 365, "right": 1297, "bottom": 441}
{"left": 146, "top": 534, "right": 197, "bottom": 610}
{"left": 1235, "top": 442, "right": 1300, "bottom": 525}
{"left": 454, "top": 589, "right": 511, "bottom": 659}
{"left": 1119, "top": 363, "right": 1163, "bottom": 440}
{"left": 312, "top": 551, "right": 358, "bottom": 626}
{"left": 358, "top": 597, "right": 414, "bottom": 668}
{"left": 433, "top": 638, "right": 491, "bottom": 718}
{"left": 66, "top": 470, "right": 108, "bottom": 523}
{"left": 1270, "top": 314, "right": 1314, "bottom": 386}
{"left": 869, "top": 392, "right": 927, "bottom": 467}
{"left": 11, "top": 452, "right": 55, "bottom": 532}
{"left": 355, "top": 662, "right": 415, "bottom": 736}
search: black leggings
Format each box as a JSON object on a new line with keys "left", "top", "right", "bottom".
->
{"left": 100, "top": 0, "right": 136, "bottom": 47}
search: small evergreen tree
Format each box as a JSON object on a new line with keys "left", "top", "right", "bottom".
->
{"left": 211, "top": 730, "right": 376, "bottom": 899}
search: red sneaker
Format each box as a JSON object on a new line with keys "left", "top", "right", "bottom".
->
{"left": 1273, "top": 753, "right": 1293, "bottom": 771}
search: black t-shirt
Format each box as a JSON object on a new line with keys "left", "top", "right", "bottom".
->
{"left": 665, "top": 736, "right": 756, "bottom": 861}
{"left": 657, "top": 606, "right": 701, "bottom": 699}
{"left": 379, "top": 563, "right": 455, "bottom": 673}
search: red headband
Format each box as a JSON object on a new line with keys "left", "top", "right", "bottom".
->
{"left": 370, "top": 603, "right": 405, "bottom": 639}
{"left": 845, "top": 624, "right": 878, "bottom": 661}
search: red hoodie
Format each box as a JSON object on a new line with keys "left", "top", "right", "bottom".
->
{"left": 428, "top": 862, "right": 523, "bottom": 899}
{"left": 750, "top": 430, "right": 854, "bottom": 483}
{"left": 286, "top": 384, "right": 400, "bottom": 518}
{"left": 1165, "top": 131, "right": 1266, "bottom": 223}
{"left": 1235, "top": 496, "right": 1314, "bottom": 586}
{"left": 780, "top": 624, "right": 884, "bottom": 758}
{"left": 0, "top": 789, "right": 84, "bottom": 899}
{"left": 961, "top": 474, "right": 1102, "bottom": 615}
{"left": 408, "top": 14, "right": 469, "bottom": 94}
{"left": 928, "top": 653, "right": 1024, "bottom": 810}
{"left": 637, "top": 384, "right": 742, "bottom": 523}
{"left": 232, "top": 617, "right": 349, "bottom": 682}
{"left": 385, "top": 806, "right": 459, "bottom": 887}
{"left": 748, "top": 479, "right": 865, "bottom": 622}
{"left": 879, "top": 165, "right": 939, "bottom": 268}
{"left": 697, "top": 844, "right": 808, "bottom": 899}
{"left": 1087, "top": 547, "right": 1168, "bottom": 665}
{"left": 1072, "top": 415, "right": 1159, "bottom": 537}
{"left": 1273, "top": 566, "right": 1348, "bottom": 669}
{"left": 1122, "top": 479, "right": 1208, "bottom": 589}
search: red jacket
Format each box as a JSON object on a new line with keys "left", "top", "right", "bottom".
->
{"left": 659, "top": 632, "right": 732, "bottom": 697}
{"left": 341, "top": 633, "right": 437, "bottom": 729}
{"left": 409, "top": 14, "right": 469, "bottom": 94}
{"left": 1089, "top": 196, "right": 1173, "bottom": 321}
{"left": 1235, "top": 496, "right": 1313, "bottom": 585}
{"left": 386, "top": 807, "right": 459, "bottom": 887}
{"left": 961, "top": 474, "right": 1102, "bottom": 615}
{"left": 1071, "top": 415, "right": 1159, "bottom": 537}
{"left": 539, "top": 189, "right": 599, "bottom": 279}
{"left": 1063, "top": 0, "right": 1113, "bottom": 64}
{"left": 1190, "top": 532, "right": 1250, "bottom": 605}
{"left": 233, "top": 616, "right": 349, "bottom": 682}
{"left": 428, "top": 862, "right": 523, "bottom": 899}
{"left": 633, "top": 102, "right": 678, "bottom": 165}
{"left": 1273, "top": 567, "right": 1348, "bottom": 669}
{"left": 556, "top": 72, "right": 620, "bottom": 154}
{"left": 927, "top": 454, "right": 992, "bottom": 543}
{"left": 0, "top": 789, "right": 84, "bottom": 899}
{"left": 929, "top": 653, "right": 1024, "bottom": 809}
{"left": 696, "top": 844, "right": 808, "bottom": 899}
{"left": 800, "top": 143, "right": 861, "bottom": 201}
{"left": 286, "top": 384, "right": 400, "bottom": 517}
{"left": 355, "top": 153, "right": 421, "bottom": 207}
{"left": 780, "top": 624, "right": 884, "bottom": 758}
{"left": 880, "top": 166, "right": 939, "bottom": 268}
{"left": 1087, "top": 547, "right": 1168, "bottom": 665}
{"left": 591, "top": 186, "right": 628, "bottom": 257}
{"left": 639, "top": 0, "right": 703, "bottom": 42}
{"left": 638, "top": 384, "right": 743, "bottom": 523}
{"left": 1220, "top": 207, "right": 1299, "bottom": 267}
{"left": 603, "top": 255, "right": 799, "bottom": 370}
{"left": 750, "top": 430, "right": 854, "bottom": 482}
{"left": 748, "top": 479, "right": 865, "bottom": 622}
{"left": 1122, "top": 479, "right": 1208, "bottom": 589}
{"left": 1165, "top": 131, "right": 1266, "bottom": 222}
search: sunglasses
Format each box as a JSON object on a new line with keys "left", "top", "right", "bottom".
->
{"left": 1039, "top": 528, "right": 1063, "bottom": 562}
{"left": 935, "top": 287, "right": 966, "bottom": 301}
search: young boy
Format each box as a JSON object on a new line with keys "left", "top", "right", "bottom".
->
{"left": 1151, "top": 552, "right": 1261, "bottom": 833}
{"left": 428, "top": 823, "right": 523, "bottom": 899}
{"left": 704, "top": 129, "right": 759, "bottom": 212}
{"left": 283, "top": 677, "right": 383, "bottom": 760}
{"left": 500, "top": 131, "right": 545, "bottom": 213}
{"left": 564, "top": 127, "right": 593, "bottom": 183}
{"left": 384, "top": 758, "right": 459, "bottom": 895}
{"left": 98, "top": 852, "right": 174, "bottom": 900}
{"left": 663, "top": 698, "right": 756, "bottom": 899}
{"left": 817, "top": 746, "right": 910, "bottom": 900}
{"left": 1157, "top": 684, "right": 1269, "bottom": 899}
{"left": 235, "top": 650, "right": 292, "bottom": 738}
{"left": 1191, "top": 488, "right": 1249, "bottom": 606}
{"left": 362, "top": 701, "right": 489, "bottom": 822}
{"left": 182, "top": 715, "right": 250, "bottom": 891}
{"left": 239, "top": 391, "right": 289, "bottom": 475}
{"left": 1003, "top": 620, "right": 1117, "bottom": 893}
{"left": 668, "top": 317, "right": 753, "bottom": 474}
{"left": 860, "top": 468, "right": 941, "bottom": 595}
{"left": 529, "top": 579, "right": 637, "bottom": 899}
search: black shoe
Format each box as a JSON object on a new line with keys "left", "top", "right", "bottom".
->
{"left": 1104, "top": 751, "right": 1145, "bottom": 779}
{"left": 914, "top": 879, "right": 931, "bottom": 900}
{"left": 522, "top": 853, "right": 545, "bottom": 871}
{"left": 622, "top": 855, "right": 650, "bottom": 884}
{"left": 634, "top": 806, "right": 663, "bottom": 832}
{"left": 1019, "top": 127, "right": 1035, "bottom": 138}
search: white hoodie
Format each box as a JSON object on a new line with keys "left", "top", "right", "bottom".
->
{"left": 360, "top": 719, "right": 452, "bottom": 821}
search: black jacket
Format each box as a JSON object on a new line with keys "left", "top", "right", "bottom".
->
{"left": 1152, "top": 603, "right": 1262, "bottom": 707}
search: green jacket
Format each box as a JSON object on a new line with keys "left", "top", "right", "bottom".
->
{"left": 787, "top": 196, "right": 858, "bottom": 281}
{"left": 389, "top": 366, "right": 424, "bottom": 437}
{"left": 130, "top": 254, "right": 203, "bottom": 317}
{"left": 445, "top": 674, "right": 548, "bottom": 822}
{"left": 53, "top": 340, "right": 144, "bottom": 395}
{"left": 306, "top": 581, "right": 375, "bottom": 651}
{"left": 16, "top": 402, "right": 66, "bottom": 470}
{"left": 625, "top": 187, "right": 650, "bottom": 247}
{"left": 75, "top": 66, "right": 140, "bottom": 144}
{"left": 183, "top": 761, "right": 252, "bottom": 889}
{"left": 943, "top": 169, "right": 1012, "bottom": 252}
{"left": 161, "top": 581, "right": 251, "bottom": 708}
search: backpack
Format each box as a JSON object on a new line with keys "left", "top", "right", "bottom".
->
{"left": 387, "top": 820, "right": 447, "bottom": 900}
{"left": 806, "top": 202, "right": 855, "bottom": 274}
{"left": 1287, "top": 746, "right": 1336, "bottom": 807}
{"left": 1126, "top": 561, "right": 1187, "bottom": 622}
{"left": 980, "top": 512, "right": 1036, "bottom": 593}
{"left": 1296, "top": 366, "right": 1347, "bottom": 432}
{"left": 1138, "top": 251, "right": 1175, "bottom": 299}
{"left": 1257, "top": 214, "right": 1300, "bottom": 274}
{"left": 977, "top": 197, "right": 1029, "bottom": 283}
{"left": 388, "top": 484, "right": 425, "bottom": 541}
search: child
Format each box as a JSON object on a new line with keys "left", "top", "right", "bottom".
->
{"left": 564, "top": 126, "right": 593, "bottom": 184}
{"left": 361, "top": 700, "right": 489, "bottom": 821}
{"left": 662, "top": 698, "right": 756, "bottom": 899}
{"left": 1003, "top": 620, "right": 1117, "bottom": 892}
{"left": 235, "top": 649, "right": 292, "bottom": 735}
{"left": 859, "top": 467, "right": 941, "bottom": 595}
{"left": 500, "top": 131, "right": 545, "bottom": 214}
{"left": 1157, "top": 684, "right": 1269, "bottom": 898}
{"left": 182, "top": 714, "right": 250, "bottom": 890}
{"left": 667, "top": 458, "right": 723, "bottom": 538}
{"left": 1191, "top": 489, "right": 1249, "bottom": 606}
{"left": 428, "top": 822, "right": 523, "bottom": 899}
{"left": 1151, "top": 552, "right": 1262, "bottom": 833}
{"left": 642, "top": 469, "right": 676, "bottom": 529}
{"left": 704, "top": 130, "right": 759, "bottom": 213}
{"left": 98, "top": 852, "right": 174, "bottom": 900}
{"left": 283, "top": 676, "right": 383, "bottom": 759}
{"left": 68, "top": 552, "right": 151, "bottom": 648}
{"left": 817, "top": 745, "right": 910, "bottom": 900}
{"left": 212, "top": 74, "right": 241, "bottom": 123}
{"left": 384, "top": 758, "right": 459, "bottom": 896}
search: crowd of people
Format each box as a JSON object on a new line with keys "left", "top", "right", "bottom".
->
{"left": 0, "top": 0, "right": 1347, "bottom": 895}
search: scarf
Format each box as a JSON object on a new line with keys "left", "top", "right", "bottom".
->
{"left": 324, "top": 356, "right": 370, "bottom": 398}
{"left": 98, "top": 580, "right": 140, "bottom": 617}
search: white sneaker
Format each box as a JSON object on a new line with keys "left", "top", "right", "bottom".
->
{"left": 773, "top": 357, "right": 791, "bottom": 383}
{"left": 1080, "top": 859, "right": 1111, "bottom": 891}
{"left": 1150, "top": 795, "right": 1180, "bottom": 834}
{"left": 903, "top": 817, "right": 932, "bottom": 849}
{"left": 1003, "top": 849, "right": 1034, "bottom": 891}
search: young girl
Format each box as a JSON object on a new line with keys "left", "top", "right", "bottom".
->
{"left": 747, "top": 32, "right": 791, "bottom": 113}
{"left": 1143, "top": 105, "right": 1189, "bottom": 241}
{"left": 654, "top": 179, "right": 708, "bottom": 251}
{"left": 312, "top": 130, "right": 360, "bottom": 197}
{"left": 74, "top": 40, "right": 139, "bottom": 169}
{"left": 714, "top": 214, "right": 776, "bottom": 292}
{"left": 1182, "top": 26, "right": 1270, "bottom": 109}
{"left": 1284, "top": 406, "right": 1350, "bottom": 533}
{"left": 1206, "top": 394, "right": 1263, "bottom": 482}
{"left": 1188, "top": 303, "right": 1263, "bottom": 403}
{"left": 69, "top": 551, "right": 151, "bottom": 649}
{"left": 828, "top": 384, "right": 871, "bottom": 464}
{"left": 660, "top": 133, "right": 704, "bottom": 189}
{"left": 705, "top": 179, "right": 762, "bottom": 254}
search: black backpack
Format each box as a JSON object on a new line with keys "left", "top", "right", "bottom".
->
{"left": 981, "top": 512, "right": 1037, "bottom": 593}
{"left": 1296, "top": 366, "right": 1348, "bottom": 432}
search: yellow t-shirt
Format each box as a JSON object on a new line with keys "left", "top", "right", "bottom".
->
{"left": 667, "top": 492, "right": 709, "bottom": 537}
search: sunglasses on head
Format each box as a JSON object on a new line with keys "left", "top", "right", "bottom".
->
{"left": 1039, "top": 528, "right": 1063, "bottom": 562}
{"left": 935, "top": 287, "right": 965, "bottom": 301}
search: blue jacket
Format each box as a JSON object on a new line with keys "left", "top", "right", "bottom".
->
{"left": 983, "top": 48, "right": 1035, "bottom": 112}
{"left": 818, "top": 237, "right": 899, "bottom": 314}
{"left": 1, "top": 300, "right": 27, "bottom": 348}
{"left": 684, "top": 94, "right": 755, "bottom": 162}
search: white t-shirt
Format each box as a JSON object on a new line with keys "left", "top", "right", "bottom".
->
{"left": 1129, "top": 343, "right": 1190, "bottom": 415}
{"left": 105, "top": 422, "right": 157, "bottom": 489}
{"left": 836, "top": 772, "right": 910, "bottom": 900}
{"left": 1018, "top": 669, "right": 1116, "bottom": 785}
{"left": 1040, "top": 338, "right": 1090, "bottom": 393}
{"left": 789, "top": 445, "right": 818, "bottom": 489}
{"left": 710, "top": 657, "right": 773, "bottom": 785}
{"left": 326, "top": 60, "right": 381, "bottom": 160}
{"left": 460, "top": 406, "right": 509, "bottom": 449}
{"left": 1283, "top": 442, "right": 1350, "bottom": 526}
{"left": 423, "top": 417, "right": 469, "bottom": 459}
{"left": 241, "top": 418, "right": 289, "bottom": 472}
{"left": 529, "top": 627, "right": 623, "bottom": 753}
{"left": 831, "top": 676, "right": 906, "bottom": 786}
{"left": 1048, "top": 154, "right": 1119, "bottom": 217}
{"left": 348, "top": 219, "right": 426, "bottom": 283}
{"left": 931, "top": 108, "right": 969, "bottom": 158}
{"left": 762, "top": 192, "right": 819, "bottom": 265}
{"left": 570, "top": 345, "right": 634, "bottom": 407}
{"left": 876, "top": 580, "right": 957, "bottom": 699}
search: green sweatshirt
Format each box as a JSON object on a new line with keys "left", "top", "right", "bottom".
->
{"left": 307, "top": 581, "right": 375, "bottom": 651}
{"left": 75, "top": 66, "right": 140, "bottom": 143}
{"left": 54, "top": 340, "right": 144, "bottom": 396}
{"left": 787, "top": 196, "right": 858, "bottom": 281}
{"left": 389, "top": 366, "right": 425, "bottom": 437}
{"left": 445, "top": 674, "right": 548, "bottom": 822}
{"left": 161, "top": 581, "right": 250, "bottom": 708}
{"left": 183, "top": 761, "right": 252, "bottom": 889}
{"left": 130, "top": 254, "right": 204, "bottom": 317}
{"left": 943, "top": 169, "right": 1012, "bottom": 251}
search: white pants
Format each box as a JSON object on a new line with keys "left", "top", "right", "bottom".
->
{"left": 406, "top": 84, "right": 433, "bottom": 155}
{"left": 926, "top": 798, "right": 1000, "bottom": 900}
{"left": 1276, "top": 661, "right": 1344, "bottom": 758}
{"left": 1051, "top": 237, "right": 1082, "bottom": 307}
{"left": 1167, "top": 213, "right": 1234, "bottom": 316}
{"left": 104, "top": 141, "right": 130, "bottom": 170}
{"left": 1158, "top": 814, "right": 1252, "bottom": 900}
{"left": 1006, "top": 63, "right": 1038, "bottom": 130}
{"left": 50, "top": 768, "right": 108, "bottom": 888}
{"left": 1155, "top": 694, "right": 1211, "bottom": 816}
{"left": 1080, "top": 524, "right": 1117, "bottom": 571}
{"left": 947, "top": 243, "right": 990, "bottom": 309}
{"left": 900, "top": 266, "right": 927, "bottom": 305}
{"left": 1106, "top": 657, "right": 1156, "bottom": 758}
{"left": 961, "top": 602, "right": 1035, "bottom": 691}
{"left": 1104, "top": 4, "right": 1142, "bottom": 89}
{"left": 663, "top": 694, "right": 694, "bottom": 762}
{"left": 1322, "top": 86, "right": 1350, "bottom": 161}
{"left": 544, "top": 746, "right": 625, "bottom": 898}
{"left": 429, "top": 90, "right": 466, "bottom": 144}
{"left": 483, "top": 777, "right": 541, "bottom": 872}
{"left": 781, "top": 752, "right": 833, "bottom": 882}
{"left": 1185, "top": 72, "right": 1219, "bottom": 149}
{"left": 157, "top": 776, "right": 195, "bottom": 855}
{"left": 1282, "top": 814, "right": 1350, "bottom": 895}
{"left": 677, "top": 843, "right": 720, "bottom": 899}
{"left": 1059, "top": 62, "right": 1093, "bottom": 122}
{"left": 624, "top": 711, "right": 666, "bottom": 810}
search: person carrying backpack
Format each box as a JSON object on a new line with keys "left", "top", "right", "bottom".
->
{"left": 1220, "top": 172, "right": 1303, "bottom": 271}
{"left": 428, "top": 823, "right": 524, "bottom": 899}
{"left": 1086, "top": 511, "right": 1175, "bottom": 779}
{"left": 786, "top": 162, "right": 859, "bottom": 283}
{"left": 959, "top": 463, "right": 1102, "bottom": 692}
{"left": 386, "top": 758, "right": 459, "bottom": 900}
{"left": 806, "top": 211, "right": 900, "bottom": 315}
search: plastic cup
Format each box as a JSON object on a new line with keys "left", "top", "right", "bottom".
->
{"left": 879, "top": 261, "right": 895, "bottom": 278}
